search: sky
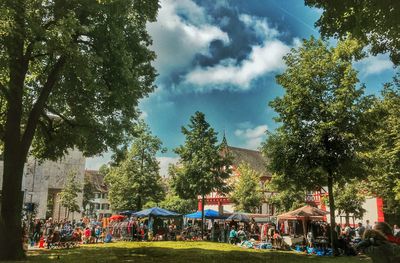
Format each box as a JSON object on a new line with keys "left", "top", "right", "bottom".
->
{"left": 86, "top": 0, "right": 397, "bottom": 175}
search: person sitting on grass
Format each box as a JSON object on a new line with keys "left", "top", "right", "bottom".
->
{"left": 229, "top": 227, "right": 238, "bottom": 244}
{"left": 237, "top": 227, "right": 247, "bottom": 242}
{"left": 356, "top": 229, "right": 400, "bottom": 263}
{"left": 84, "top": 227, "right": 91, "bottom": 244}
{"left": 374, "top": 222, "right": 400, "bottom": 245}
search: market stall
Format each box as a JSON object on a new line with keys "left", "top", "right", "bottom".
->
{"left": 133, "top": 207, "right": 182, "bottom": 240}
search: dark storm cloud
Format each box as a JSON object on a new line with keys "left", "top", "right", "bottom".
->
{"left": 192, "top": 5, "right": 262, "bottom": 68}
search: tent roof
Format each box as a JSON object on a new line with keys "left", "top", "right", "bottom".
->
{"left": 277, "top": 205, "right": 328, "bottom": 220}
{"left": 226, "top": 213, "right": 251, "bottom": 222}
{"left": 133, "top": 207, "right": 181, "bottom": 218}
{"left": 185, "top": 209, "right": 227, "bottom": 219}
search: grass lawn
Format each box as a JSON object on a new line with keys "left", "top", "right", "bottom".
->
{"left": 19, "top": 241, "right": 371, "bottom": 263}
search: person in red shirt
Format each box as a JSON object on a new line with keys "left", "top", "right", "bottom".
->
{"left": 374, "top": 222, "right": 400, "bottom": 245}
{"left": 84, "top": 227, "right": 91, "bottom": 244}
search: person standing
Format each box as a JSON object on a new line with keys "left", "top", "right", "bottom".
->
{"left": 366, "top": 220, "right": 372, "bottom": 230}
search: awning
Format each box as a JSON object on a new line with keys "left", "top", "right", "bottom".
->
{"left": 185, "top": 209, "right": 227, "bottom": 219}
{"left": 133, "top": 207, "right": 181, "bottom": 218}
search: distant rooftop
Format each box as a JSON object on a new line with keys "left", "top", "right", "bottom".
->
{"left": 227, "top": 146, "right": 270, "bottom": 177}
{"left": 85, "top": 170, "right": 108, "bottom": 192}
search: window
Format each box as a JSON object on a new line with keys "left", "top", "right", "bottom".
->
{"left": 101, "top": 203, "right": 110, "bottom": 210}
{"left": 94, "top": 203, "right": 100, "bottom": 209}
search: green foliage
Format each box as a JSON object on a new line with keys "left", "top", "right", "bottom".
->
{"left": 59, "top": 172, "right": 82, "bottom": 214}
{"left": 0, "top": 0, "right": 159, "bottom": 160}
{"left": 266, "top": 173, "right": 306, "bottom": 213}
{"left": 0, "top": 0, "right": 157, "bottom": 259}
{"left": 82, "top": 175, "right": 95, "bottom": 214}
{"left": 105, "top": 120, "right": 165, "bottom": 211}
{"left": 171, "top": 112, "right": 232, "bottom": 199}
{"left": 262, "top": 38, "right": 375, "bottom": 238}
{"left": 142, "top": 182, "right": 197, "bottom": 214}
{"left": 229, "top": 163, "right": 263, "bottom": 213}
{"left": 364, "top": 77, "right": 400, "bottom": 216}
{"left": 305, "top": 0, "right": 400, "bottom": 65}
{"left": 263, "top": 37, "right": 374, "bottom": 187}
{"left": 333, "top": 180, "right": 366, "bottom": 219}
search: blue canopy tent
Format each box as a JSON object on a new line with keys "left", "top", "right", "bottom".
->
{"left": 185, "top": 209, "right": 227, "bottom": 220}
{"left": 133, "top": 207, "right": 181, "bottom": 218}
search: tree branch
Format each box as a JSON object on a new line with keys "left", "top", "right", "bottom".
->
{"left": 21, "top": 56, "right": 66, "bottom": 154}
{"left": 45, "top": 106, "right": 77, "bottom": 128}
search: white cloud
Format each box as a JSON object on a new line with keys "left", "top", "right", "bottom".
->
{"left": 184, "top": 40, "right": 290, "bottom": 89}
{"left": 234, "top": 124, "right": 268, "bottom": 150}
{"left": 157, "top": 156, "right": 179, "bottom": 177}
{"left": 239, "top": 14, "right": 279, "bottom": 39}
{"left": 147, "top": 0, "right": 229, "bottom": 77}
{"left": 356, "top": 54, "right": 394, "bottom": 77}
{"left": 183, "top": 15, "right": 294, "bottom": 90}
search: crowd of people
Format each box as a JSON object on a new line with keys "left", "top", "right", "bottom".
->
{"left": 26, "top": 215, "right": 400, "bottom": 262}
{"left": 28, "top": 217, "right": 111, "bottom": 249}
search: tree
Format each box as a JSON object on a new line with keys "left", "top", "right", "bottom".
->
{"left": 265, "top": 173, "right": 306, "bottom": 214}
{"left": 171, "top": 111, "right": 232, "bottom": 238}
{"left": 144, "top": 193, "right": 197, "bottom": 215}
{"left": 305, "top": 0, "right": 400, "bottom": 65}
{"left": 82, "top": 175, "right": 95, "bottom": 216}
{"left": 262, "top": 37, "right": 374, "bottom": 252}
{"left": 0, "top": 0, "right": 159, "bottom": 259}
{"left": 333, "top": 181, "right": 366, "bottom": 224}
{"left": 105, "top": 120, "right": 165, "bottom": 211}
{"left": 59, "top": 172, "right": 82, "bottom": 219}
{"left": 364, "top": 78, "right": 400, "bottom": 223}
{"left": 230, "top": 163, "right": 263, "bottom": 213}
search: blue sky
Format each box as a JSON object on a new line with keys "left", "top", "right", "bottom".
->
{"left": 86, "top": 0, "right": 397, "bottom": 175}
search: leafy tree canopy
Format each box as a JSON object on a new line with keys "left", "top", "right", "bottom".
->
{"left": 0, "top": 0, "right": 159, "bottom": 259}
{"left": 333, "top": 180, "right": 366, "bottom": 220}
{"left": 265, "top": 173, "right": 306, "bottom": 214}
{"left": 171, "top": 111, "right": 232, "bottom": 199}
{"left": 59, "top": 172, "right": 82, "bottom": 215}
{"left": 262, "top": 37, "right": 375, "bottom": 249}
{"left": 364, "top": 77, "right": 400, "bottom": 218}
{"left": 105, "top": 120, "right": 165, "bottom": 211}
{"left": 263, "top": 37, "right": 374, "bottom": 188}
{"left": 230, "top": 163, "right": 263, "bottom": 213}
{"left": 305, "top": 0, "right": 400, "bottom": 65}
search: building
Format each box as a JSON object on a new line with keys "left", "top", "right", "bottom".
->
{"left": 84, "top": 170, "right": 112, "bottom": 219}
{"left": 0, "top": 148, "right": 85, "bottom": 220}
{"left": 200, "top": 135, "right": 275, "bottom": 215}
{"left": 306, "top": 188, "right": 385, "bottom": 226}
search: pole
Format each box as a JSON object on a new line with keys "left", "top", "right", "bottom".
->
{"left": 201, "top": 194, "right": 205, "bottom": 240}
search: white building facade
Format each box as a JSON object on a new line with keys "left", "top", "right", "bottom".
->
{"left": 0, "top": 148, "right": 85, "bottom": 220}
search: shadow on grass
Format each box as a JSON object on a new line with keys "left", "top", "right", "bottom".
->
{"left": 24, "top": 243, "right": 371, "bottom": 263}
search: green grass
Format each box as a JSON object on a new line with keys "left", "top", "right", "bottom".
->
{"left": 19, "top": 241, "right": 371, "bottom": 263}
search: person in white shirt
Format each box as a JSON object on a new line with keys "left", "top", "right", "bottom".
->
{"left": 365, "top": 220, "right": 372, "bottom": 230}
{"left": 394, "top": 224, "right": 400, "bottom": 236}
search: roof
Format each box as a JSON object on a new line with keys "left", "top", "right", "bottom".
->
{"left": 227, "top": 146, "right": 270, "bottom": 177}
{"left": 133, "top": 207, "right": 181, "bottom": 218}
{"left": 277, "top": 205, "right": 328, "bottom": 220}
{"left": 85, "top": 170, "right": 108, "bottom": 192}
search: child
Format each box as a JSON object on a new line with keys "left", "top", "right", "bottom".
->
{"left": 84, "top": 227, "right": 91, "bottom": 244}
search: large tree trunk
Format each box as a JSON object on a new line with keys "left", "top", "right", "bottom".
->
{"left": 201, "top": 194, "right": 205, "bottom": 240}
{"left": 0, "top": 152, "right": 26, "bottom": 260}
{"left": 327, "top": 173, "right": 337, "bottom": 256}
